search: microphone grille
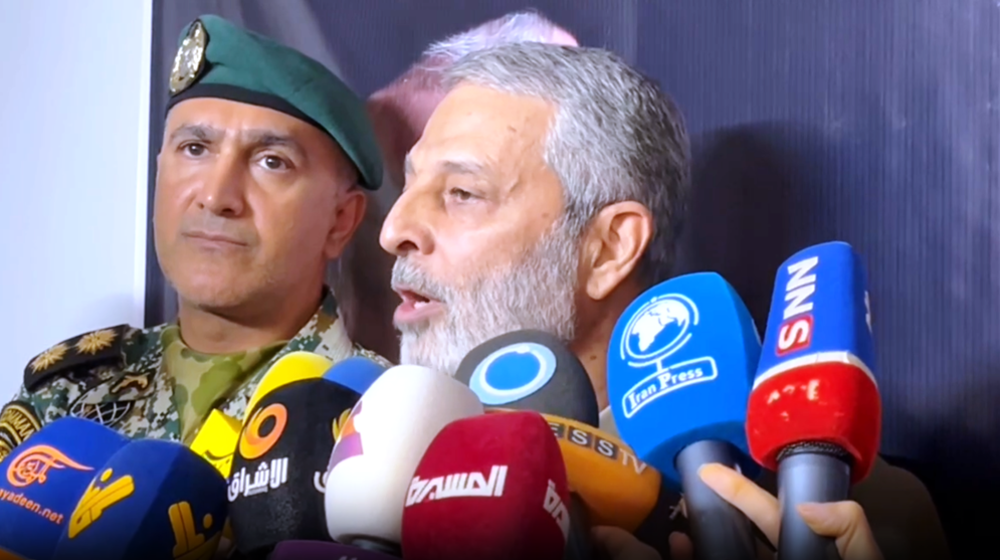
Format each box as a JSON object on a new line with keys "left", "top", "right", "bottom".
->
{"left": 775, "top": 441, "right": 854, "bottom": 463}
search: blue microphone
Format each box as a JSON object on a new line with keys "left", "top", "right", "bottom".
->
{"left": 608, "top": 272, "right": 759, "bottom": 560}
{"left": 50, "top": 439, "right": 229, "bottom": 560}
{"left": 0, "top": 417, "right": 128, "bottom": 560}
{"left": 749, "top": 241, "right": 881, "bottom": 560}
{"left": 322, "top": 356, "right": 386, "bottom": 395}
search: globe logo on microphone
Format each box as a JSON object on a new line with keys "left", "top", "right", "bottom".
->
{"left": 468, "top": 343, "right": 557, "bottom": 405}
{"left": 620, "top": 294, "right": 699, "bottom": 366}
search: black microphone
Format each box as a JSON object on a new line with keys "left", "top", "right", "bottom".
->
{"left": 227, "top": 377, "right": 361, "bottom": 558}
{"left": 455, "top": 329, "right": 599, "bottom": 427}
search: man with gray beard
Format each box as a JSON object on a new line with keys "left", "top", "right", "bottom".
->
{"left": 332, "top": 10, "right": 579, "bottom": 363}
{"left": 390, "top": 214, "right": 578, "bottom": 375}
{"left": 379, "top": 43, "right": 950, "bottom": 560}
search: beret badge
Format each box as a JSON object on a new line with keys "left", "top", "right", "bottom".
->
{"left": 169, "top": 19, "right": 208, "bottom": 95}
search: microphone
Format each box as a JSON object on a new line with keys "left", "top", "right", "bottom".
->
{"left": 227, "top": 377, "right": 362, "bottom": 558}
{"left": 0, "top": 417, "right": 128, "bottom": 560}
{"left": 401, "top": 410, "right": 571, "bottom": 560}
{"left": 542, "top": 413, "right": 661, "bottom": 532}
{"left": 243, "top": 351, "right": 332, "bottom": 420}
{"left": 607, "top": 272, "right": 760, "bottom": 560}
{"left": 50, "top": 438, "right": 229, "bottom": 560}
{"left": 748, "top": 241, "right": 880, "bottom": 560}
{"left": 188, "top": 410, "right": 241, "bottom": 478}
{"left": 455, "top": 330, "right": 599, "bottom": 426}
{"left": 324, "top": 365, "right": 484, "bottom": 555}
{"left": 270, "top": 540, "right": 398, "bottom": 560}
{"left": 322, "top": 356, "right": 386, "bottom": 394}
{"left": 454, "top": 330, "right": 600, "bottom": 559}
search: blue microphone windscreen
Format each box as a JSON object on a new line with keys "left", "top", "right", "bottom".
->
{"left": 0, "top": 417, "right": 128, "bottom": 560}
{"left": 51, "top": 439, "right": 229, "bottom": 560}
{"left": 322, "top": 357, "right": 386, "bottom": 395}
{"left": 607, "top": 272, "right": 761, "bottom": 490}
{"left": 756, "top": 241, "right": 875, "bottom": 380}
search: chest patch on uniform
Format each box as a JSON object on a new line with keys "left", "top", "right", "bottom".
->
{"left": 67, "top": 367, "right": 158, "bottom": 430}
{"left": 0, "top": 401, "right": 41, "bottom": 456}
{"left": 112, "top": 373, "right": 151, "bottom": 394}
{"left": 69, "top": 399, "right": 134, "bottom": 429}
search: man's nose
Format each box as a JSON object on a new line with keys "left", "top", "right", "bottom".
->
{"left": 194, "top": 153, "right": 246, "bottom": 217}
{"left": 380, "top": 190, "right": 434, "bottom": 258}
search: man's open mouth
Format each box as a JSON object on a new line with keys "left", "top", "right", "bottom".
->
{"left": 393, "top": 287, "right": 445, "bottom": 324}
{"left": 398, "top": 289, "right": 437, "bottom": 308}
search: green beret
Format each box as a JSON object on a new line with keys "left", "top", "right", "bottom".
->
{"left": 166, "top": 15, "right": 382, "bottom": 190}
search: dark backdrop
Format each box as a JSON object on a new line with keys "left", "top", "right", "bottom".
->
{"left": 149, "top": 0, "right": 999, "bottom": 551}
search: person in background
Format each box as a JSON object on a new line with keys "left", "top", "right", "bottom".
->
{"left": 0, "top": 14, "right": 387, "bottom": 452}
{"left": 378, "top": 42, "right": 951, "bottom": 560}
{"left": 332, "top": 10, "right": 579, "bottom": 363}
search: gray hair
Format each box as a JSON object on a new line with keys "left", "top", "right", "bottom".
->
{"left": 443, "top": 43, "right": 691, "bottom": 285}
{"left": 422, "top": 10, "right": 568, "bottom": 69}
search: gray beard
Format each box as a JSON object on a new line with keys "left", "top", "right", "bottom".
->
{"left": 392, "top": 219, "right": 580, "bottom": 376}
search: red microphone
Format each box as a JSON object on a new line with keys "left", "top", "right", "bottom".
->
{"left": 747, "top": 242, "right": 880, "bottom": 560}
{"left": 400, "top": 411, "right": 571, "bottom": 560}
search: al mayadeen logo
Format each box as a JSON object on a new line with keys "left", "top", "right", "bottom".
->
{"left": 0, "top": 444, "right": 94, "bottom": 525}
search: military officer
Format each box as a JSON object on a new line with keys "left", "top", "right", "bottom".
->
{"left": 0, "top": 14, "right": 388, "bottom": 458}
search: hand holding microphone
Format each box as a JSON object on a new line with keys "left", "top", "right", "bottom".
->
{"left": 748, "top": 242, "right": 882, "bottom": 560}
{"left": 668, "top": 464, "right": 882, "bottom": 560}
{"left": 608, "top": 272, "right": 760, "bottom": 560}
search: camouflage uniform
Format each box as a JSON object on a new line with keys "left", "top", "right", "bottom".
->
{"left": 0, "top": 12, "right": 390, "bottom": 461}
{"left": 0, "top": 291, "right": 388, "bottom": 459}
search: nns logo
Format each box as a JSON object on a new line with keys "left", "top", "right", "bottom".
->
{"left": 777, "top": 256, "right": 818, "bottom": 356}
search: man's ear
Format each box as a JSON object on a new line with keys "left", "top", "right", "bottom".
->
{"left": 579, "top": 201, "right": 653, "bottom": 301}
{"left": 323, "top": 187, "right": 367, "bottom": 260}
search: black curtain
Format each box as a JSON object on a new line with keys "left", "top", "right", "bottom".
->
{"left": 149, "top": 0, "right": 999, "bottom": 551}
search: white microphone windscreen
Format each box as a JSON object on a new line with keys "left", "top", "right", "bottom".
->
{"left": 324, "top": 365, "right": 484, "bottom": 544}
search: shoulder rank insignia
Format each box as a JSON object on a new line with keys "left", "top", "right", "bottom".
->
{"left": 24, "top": 325, "right": 131, "bottom": 391}
{"left": 170, "top": 18, "right": 208, "bottom": 95}
{"left": 0, "top": 401, "right": 42, "bottom": 451}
